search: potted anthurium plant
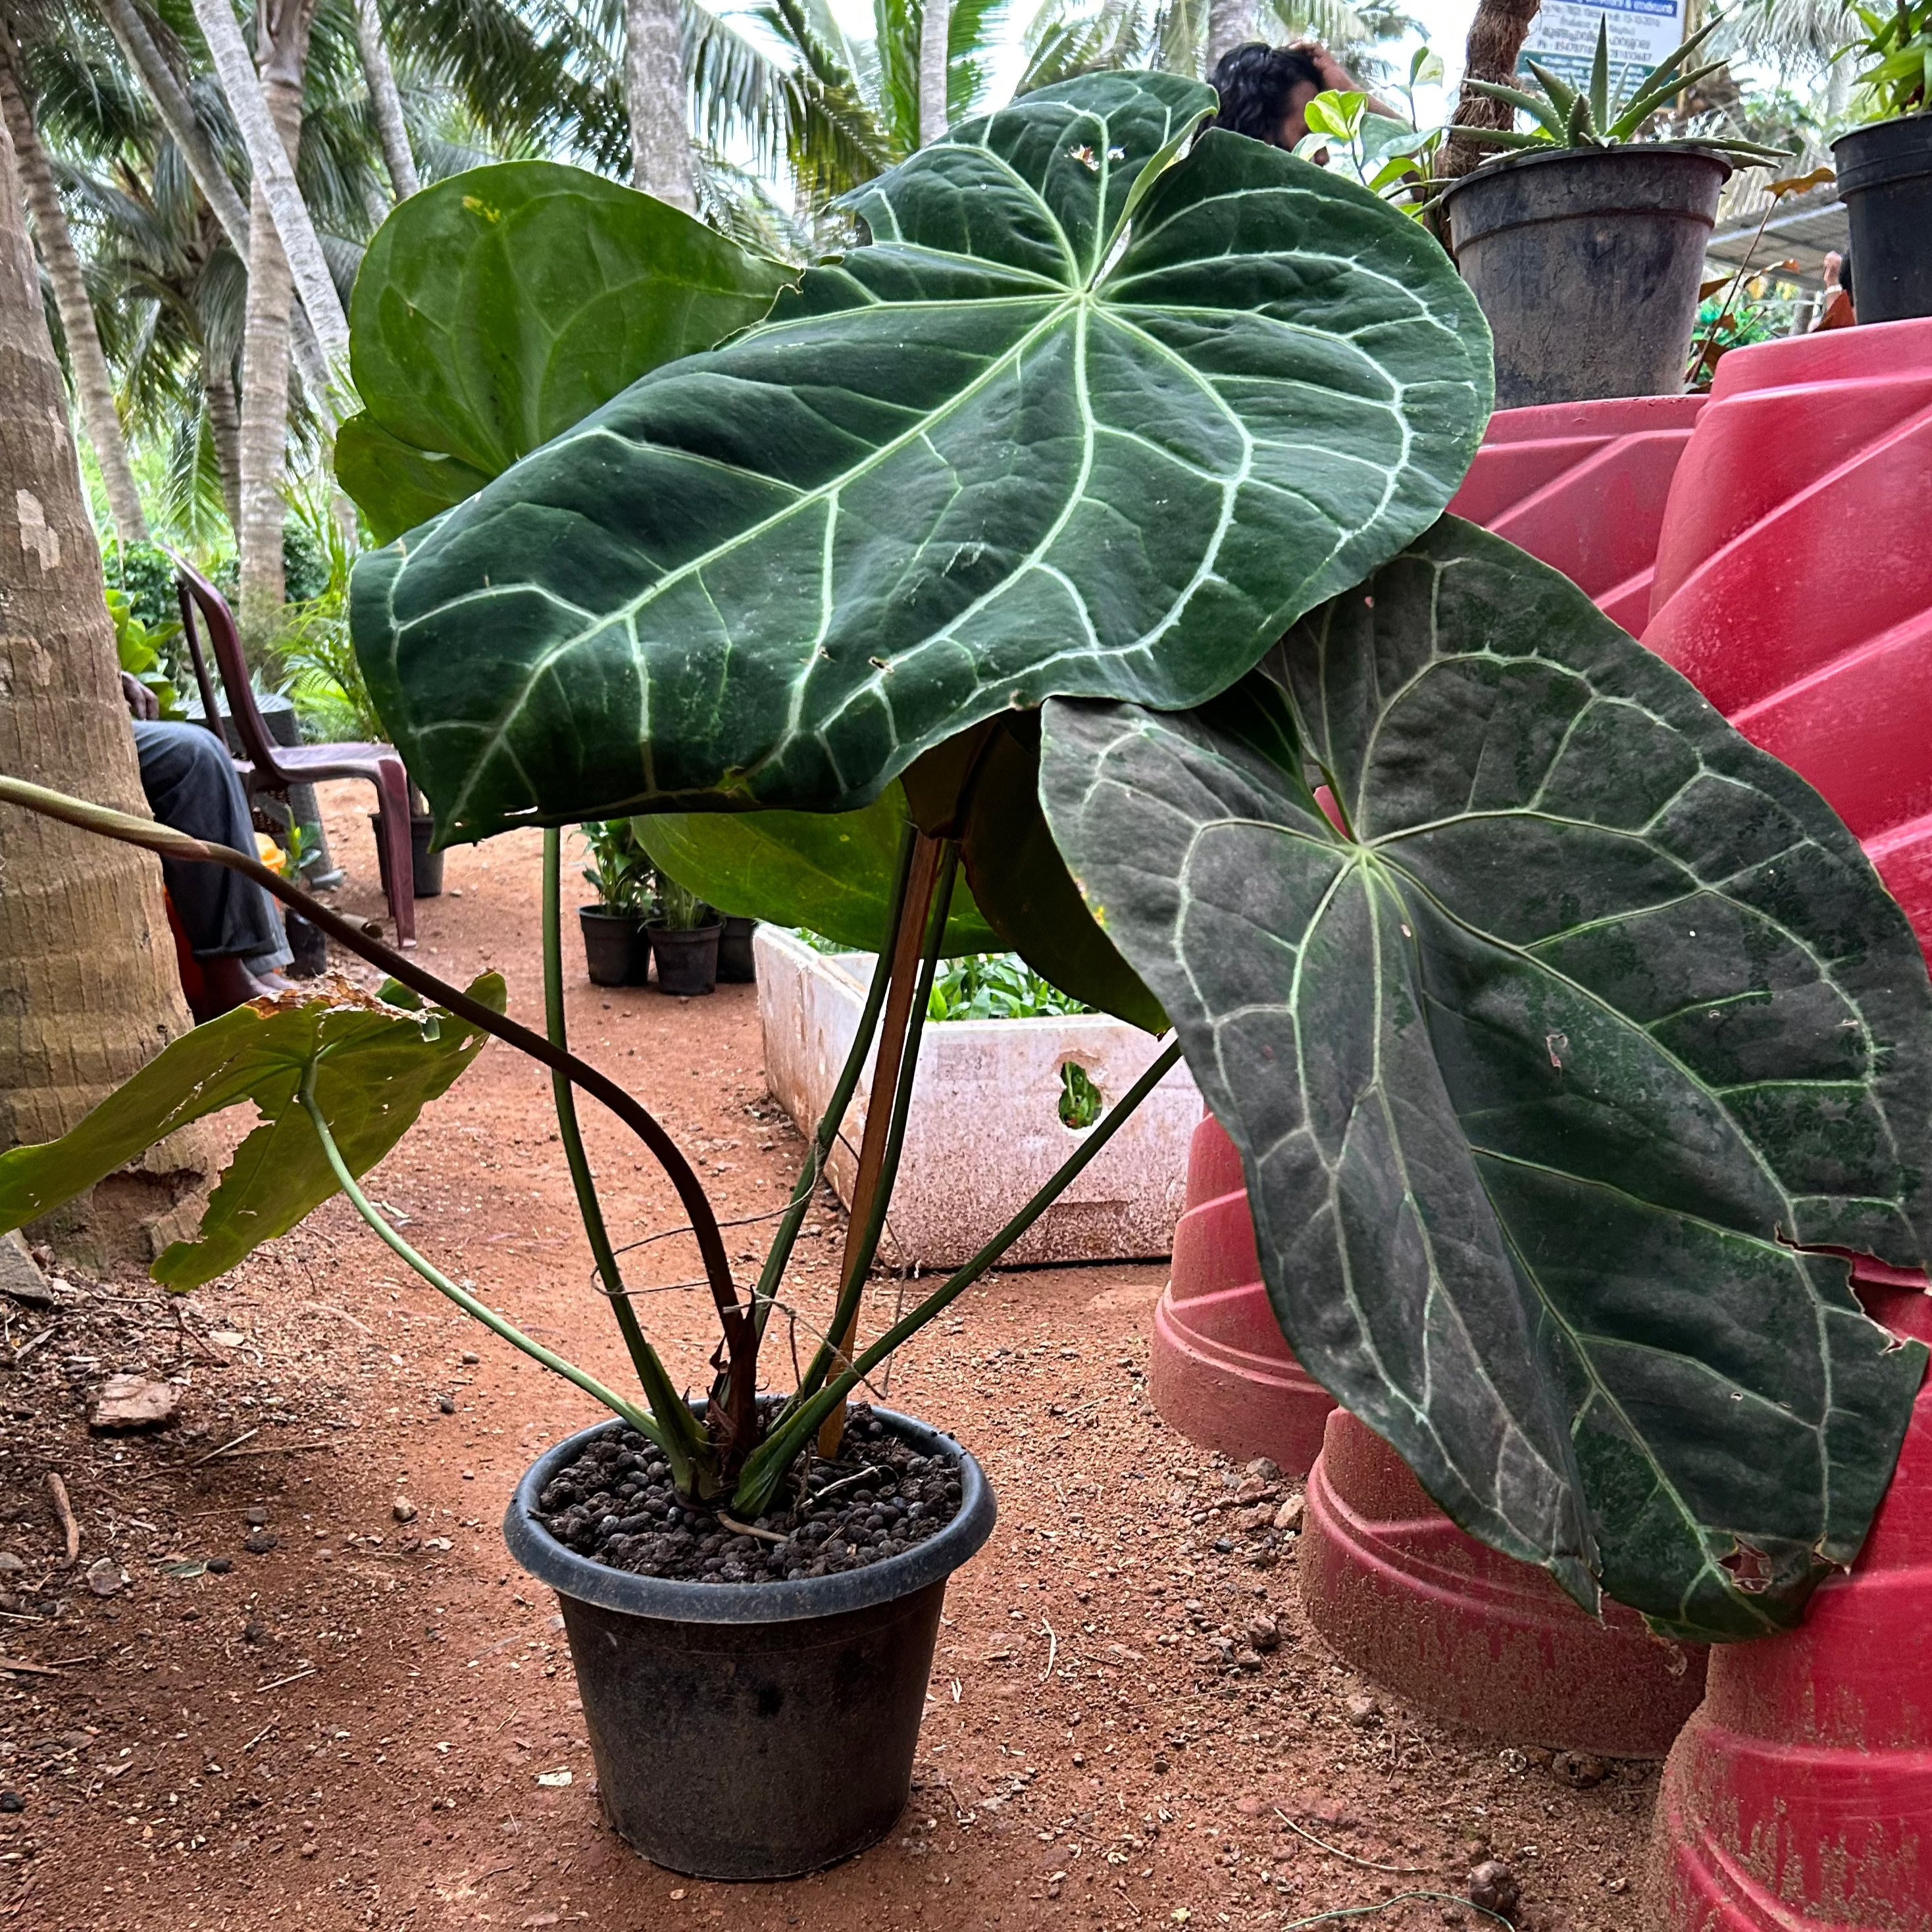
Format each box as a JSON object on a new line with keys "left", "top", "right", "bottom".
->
{"left": 5, "top": 70, "right": 1931, "bottom": 1883}
{"left": 1444, "top": 16, "right": 1787, "bottom": 405}
{"left": 577, "top": 819, "right": 654, "bottom": 986}
{"left": 1833, "top": 0, "right": 1932, "bottom": 320}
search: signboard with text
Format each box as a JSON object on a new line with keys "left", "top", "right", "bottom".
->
{"left": 1519, "top": 0, "right": 1691, "bottom": 93}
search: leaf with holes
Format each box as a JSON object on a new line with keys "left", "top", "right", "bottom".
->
{"left": 337, "top": 162, "right": 793, "bottom": 544}
{"left": 351, "top": 72, "right": 1490, "bottom": 844}
{"left": 1038, "top": 518, "right": 1932, "bottom": 1640}
{"left": 0, "top": 979, "right": 501, "bottom": 1291}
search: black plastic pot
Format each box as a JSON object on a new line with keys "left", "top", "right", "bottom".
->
{"left": 578, "top": 905, "right": 651, "bottom": 987}
{"left": 284, "top": 910, "right": 328, "bottom": 977}
{"left": 1835, "top": 114, "right": 1932, "bottom": 324}
{"left": 718, "top": 915, "right": 758, "bottom": 983}
{"left": 649, "top": 921, "right": 721, "bottom": 996}
{"left": 370, "top": 809, "right": 445, "bottom": 898}
{"left": 1442, "top": 147, "right": 1732, "bottom": 408}
{"left": 503, "top": 1409, "right": 996, "bottom": 1879}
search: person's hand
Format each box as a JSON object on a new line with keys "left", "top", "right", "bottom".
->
{"left": 120, "top": 670, "right": 160, "bottom": 721}
{"left": 1292, "top": 40, "right": 1360, "bottom": 93}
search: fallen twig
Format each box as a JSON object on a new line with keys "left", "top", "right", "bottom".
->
{"left": 297, "top": 1300, "right": 371, "bottom": 1336}
{"left": 1273, "top": 1809, "right": 1428, "bottom": 1875}
{"left": 8, "top": 1321, "right": 59, "bottom": 1366}
{"left": 45, "top": 1472, "right": 79, "bottom": 1565}
{"left": 169, "top": 1440, "right": 334, "bottom": 1467}
{"left": 254, "top": 1666, "right": 318, "bottom": 1692}
{"left": 1278, "top": 1893, "right": 1511, "bottom": 1929}
{"left": 186, "top": 1427, "right": 261, "bottom": 1467}
{"left": 241, "top": 1719, "right": 278, "bottom": 1752}
{"left": 717, "top": 1512, "right": 789, "bottom": 1544}
{"left": 808, "top": 1465, "right": 880, "bottom": 1505}
{"left": 1039, "top": 1615, "right": 1058, "bottom": 1683}
{"left": 0, "top": 1656, "right": 60, "bottom": 1677}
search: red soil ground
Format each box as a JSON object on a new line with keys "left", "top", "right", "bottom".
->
{"left": 0, "top": 786, "right": 1656, "bottom": 1932}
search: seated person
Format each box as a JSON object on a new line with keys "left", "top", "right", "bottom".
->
{"left": 1209, "top": 39, "right": 1392, "bottom": 150}
{"left": 122, "top": 672, "right": 291, "bottom": 1019}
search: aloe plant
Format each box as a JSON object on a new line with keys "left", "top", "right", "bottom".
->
{"left": 6, "top": 72, "right": 1927, "bottom": 1642}
{"left": 1462, "top": 16, "right": 1790, "bottom": 166}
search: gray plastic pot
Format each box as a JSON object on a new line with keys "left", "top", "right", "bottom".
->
{"left": 1835, "top": 113, "right": 1932, "bottom": 323}
{"left": 1442, "top": 146, "right": 1732, "bottom": 408}
{"left": 503, "top": 1408, "right": 996, "bottom": 1879}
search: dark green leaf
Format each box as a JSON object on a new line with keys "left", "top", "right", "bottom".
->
{"left": 0, "top": 979, "right": 502, "bottom": 1291}
{"left": 633, "top": 784, "right": 1000, "bottom": 955}
{"left": 339, "top": 163, "right": 792, "bottom": 543}
{"left": 1038, "top": 519, "right": 1932, "bottom": 1642}
{"left": 958, "top": 715, "right": 1167, "bottom": 1032}
{"left": 351, "top": 73, "right": 1491, "bottom": 844}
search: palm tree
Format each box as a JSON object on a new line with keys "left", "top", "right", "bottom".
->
{"left": 0, "top": 85, "right": 214, "bottom": 1252}
{"left": 0, "top": 6, "right": 149, "bottom": 540}
{"left": 352, "top": 0, "right": 417, "bottom": 197}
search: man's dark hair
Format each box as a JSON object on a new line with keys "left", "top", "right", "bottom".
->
{"left": 1209, "top": 41, "right": 1325, "bottom": 146}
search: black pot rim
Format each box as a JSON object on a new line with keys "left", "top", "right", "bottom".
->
{"left": 578, "top": 903, "right": 649, "bottom": 924}
{"left": 646, "top": 921, "right": 724, "bottom": 940}
{"left": 1442, "top": 141, "right": 1734, "bottom": 206}
{"left": 503, "top": 1406, "right": 997, "bottom": 1625}
{"left": 1834, "top": 111, "right": 1932, "bottom": 190}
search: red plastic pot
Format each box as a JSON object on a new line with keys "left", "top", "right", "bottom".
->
{"left": 1300, "top": 1408, "right": 1708, "bottom": 1758}
{"left": 1645, "top": 317, "right": 1932, "bottom": 953}
{"left": 1639, "top": 317, "right": 1932, "bottom": 1931}
{"left": 1149, "top": 1114, "right": 1335, "bottom": 1475}
{"left": 1447, "top": 392, "right": 1707, "bottom": 632}
{"left": 1652, "top": 1273, "right": 1932, "bottom": 1931}
{"left": 1149, "top": 395, "right": 1707, "bottom": 1477}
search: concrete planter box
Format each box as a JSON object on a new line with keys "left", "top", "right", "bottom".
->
{"left": 755, "top": 927, "right": 1200, "bottom": 1269}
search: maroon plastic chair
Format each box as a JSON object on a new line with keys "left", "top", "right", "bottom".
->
{"left": 172, "top": 555, "right": 417, "bottom": 946}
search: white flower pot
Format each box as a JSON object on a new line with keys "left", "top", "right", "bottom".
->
{"left": 754, "top": 927, "right": 1200, "bottom": 1269}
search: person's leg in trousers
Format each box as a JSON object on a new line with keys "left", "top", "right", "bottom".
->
{"left": 132, "top": 721, "right": 290, "bottom": 1017}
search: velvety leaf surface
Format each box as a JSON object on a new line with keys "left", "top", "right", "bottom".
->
{"left": 339, "top": 163, "right": 791, "bottom": 543}
{"left": 1038, "top": 518, "right": 1932, "bottom": 1640}
{"left": 0, "top": 979, "right": 501, "bottom": 1290}
{"left": 352, "top": 73, "right": 1491, "bottom": 844}
{"left": 633, "top": 784, "right": 1000, "bottom": 955}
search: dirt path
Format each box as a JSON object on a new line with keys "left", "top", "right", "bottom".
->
{"left": 1, "top": 790, "right": 1654, "bottom": 1932}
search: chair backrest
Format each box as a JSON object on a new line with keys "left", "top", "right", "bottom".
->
{"left": 170, "top": 553, "right": 280, "bottom": 775}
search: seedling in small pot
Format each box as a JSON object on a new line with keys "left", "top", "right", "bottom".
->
{"left": 5, "top": 73, "right": 1928, "bottom": 1652}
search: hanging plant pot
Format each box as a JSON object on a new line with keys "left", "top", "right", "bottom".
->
{"left": 503, "top": 1409, "right": 995, "bottom": 1879}
{"left": 578, "top": 905, "right": 651, "bottom": 987}
{"left": 1442, "top": 147, "right": 1732, "bottom": 408}
{"left": 370, "top": 809, "right": 445, "bottom": 898}
{"left": 717, "top": 915, "right": 759, "bottom": 983}
{"left": 649, "top": 921, "right": 721, "bottom": 996}
{"left": 1301, "top": 1410, "right": 1708, "bottom": 1758}
{"left": 1833, "top": 113, "right": 1932, "bottom": 324}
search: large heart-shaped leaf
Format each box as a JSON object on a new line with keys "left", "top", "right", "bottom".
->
{"left": 337, "top": 163, "right": 792, "bottom": 544}
{"left": 0, "top": 978, "right": 501, "bottom": 1290}
{"left": 1038, "top": 519, "right": 1932, "bottom": 1640}
{"left": 351, "top": 72, "right": 1491, "bottom": 845}
{"left": 633, "top": 783, "right": 1000, "bottom": 955}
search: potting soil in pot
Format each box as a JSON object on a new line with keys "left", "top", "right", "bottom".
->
{"left": 532, "top": 1403, "right": 963, "bottom": 1584}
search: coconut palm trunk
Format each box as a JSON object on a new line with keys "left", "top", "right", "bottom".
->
{"left": 0, "top": 99, "right": 211, "bottom": 1260}
{"left": 234, "top": 0, "right": 318, "bottom": 649}
{"left": 190, "top": 0, "right": 347, "bottom": 367}
{"left": 1206, "top": 0, "right": 1252, "bottom": 74}
{"left": 0, "top": 35, "right": 147, "bottom": 543}
{"left": 203, "top": 346, "right": 244, "bottom": 538}
{"left": 1440, "top": 0, "right": 1545, "bottom": 181}
{"left": 918, "top": 0, "right": 951, "bottom": 143}
{"left": 353, "top": 0, "right": 419, "bottom": 201}
{"left": 95, "top": 0, "right": 336, "bottom": 424}
{"left": 625, "top": 0, "right": 696, "bottom": 210}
